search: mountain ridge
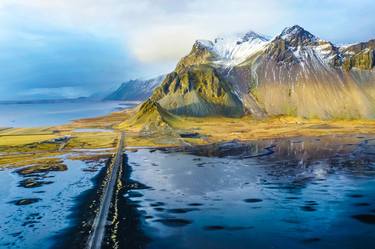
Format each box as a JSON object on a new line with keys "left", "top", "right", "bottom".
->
{"left": 133, "top": 25, "right": 375, "bottom": 120}
{"left": 105, "top": 75, "right": 165, "bottom": 101}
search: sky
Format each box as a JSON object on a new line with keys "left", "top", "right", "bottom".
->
{"left": 0, "top": 0, "right": 374, "bottom": 100}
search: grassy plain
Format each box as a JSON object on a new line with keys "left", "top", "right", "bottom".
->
{"left": 0, "top": 122, "right": 118, "bottom": 169}
{"left": 118, "top": 107, "right": 375, "bottom": 147}
{"left": 2, "top": 106, "right": 375, "bottom": 169}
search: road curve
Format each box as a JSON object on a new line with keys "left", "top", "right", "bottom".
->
{"left": 87, "top": 132, "right": 125, "bottom": 249}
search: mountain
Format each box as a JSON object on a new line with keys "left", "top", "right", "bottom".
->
{"left": 341, "top": 39, "right": 375, "bottom": 70}
{"left": 120, "top": 99, "right": 178, "bottom": 132}
{"left": 105, "top": 75, "right": 165, "bottom": 101}
{"left": 138, "top": 25, "right": 375, "bottom": 120}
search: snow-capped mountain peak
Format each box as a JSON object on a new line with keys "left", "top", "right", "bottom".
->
{"left": 197, "top": 31, "right": 269, "bottom": 67}
{"left": 140, "top": 25, "right": 375, "bottom": 120}
{"left": 265, "top": 25, "right": 342, "bottom": 66}
{"left": 278, "top": 25, "right": 318, "bottom": 45}
{"left": 242, "top": 31, "right": 268, "bottom": 43}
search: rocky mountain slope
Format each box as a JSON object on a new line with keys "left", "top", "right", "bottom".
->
{"left": 122, "top": 99, "right": 178, "bottom": 132}
{"left": 105, "top": 75, "right": 165, "bottom": 101}
{"left": 138, "top": 25, "right": 375, "bottom": 119}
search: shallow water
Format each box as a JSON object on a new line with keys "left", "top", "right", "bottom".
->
{"left": 0, "top": 100, "right": 134, "bottom": 128}
{"left": 0, "top": 154, "right": 107, "bottom": 249}
{"left": 122, "top": 135, "right": 375, "bottom": 249}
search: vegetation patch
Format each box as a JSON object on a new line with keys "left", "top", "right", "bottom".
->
{"left": 12, "top": 198, "right": 42, "bottom": 206}
{"left": 119, "top": 115, "right": 375, "bottom": 147}
{"left": 19, "top": 178, "right": 54, "bottom": 188}
{"left": 17, "top": 161, "right": 67, "bottom": 176}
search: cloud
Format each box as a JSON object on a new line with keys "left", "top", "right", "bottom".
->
{"left": 19, "top": 87, "right": 89, "bottom": 99}
{"left": 0, "top": 28, "right": 136, "bottom": 100}
{"left": 2, "top": 0, "right": 374, "bottom": 63}
{"left": 0, "top": 0, "right": 374, "bottom": 99}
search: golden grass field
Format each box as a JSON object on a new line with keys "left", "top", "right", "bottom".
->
{"left": 0, "top": 121, "right": 119, "bottom": 169}
{"left": 2, "top": 107, "right": 375, "bottom": 169}
{"left": 118, "top": 107, "right": 375, "bottom": 147}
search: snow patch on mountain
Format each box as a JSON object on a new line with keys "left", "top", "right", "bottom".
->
{"left": 279, "top": 25, "right": 318, "bottom": 43}
{"left": 197, "top": 31, "right": 269, "bottom": 67}
{"left": 271, "top": 25, "right": 341, "bottom": 67}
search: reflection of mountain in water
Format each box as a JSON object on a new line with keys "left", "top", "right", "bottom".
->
{"left": 118, "top": 141, "right": 375, "bottom": 249}
{"left": 172, "top": 135, "right": 375, "bottom": 190}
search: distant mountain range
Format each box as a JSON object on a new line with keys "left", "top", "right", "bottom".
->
{"left": 136, "top": 25, "right": 374, "bottom": 121}
{"left": 105, "top": 75, "right": 165, "bottom": 101}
